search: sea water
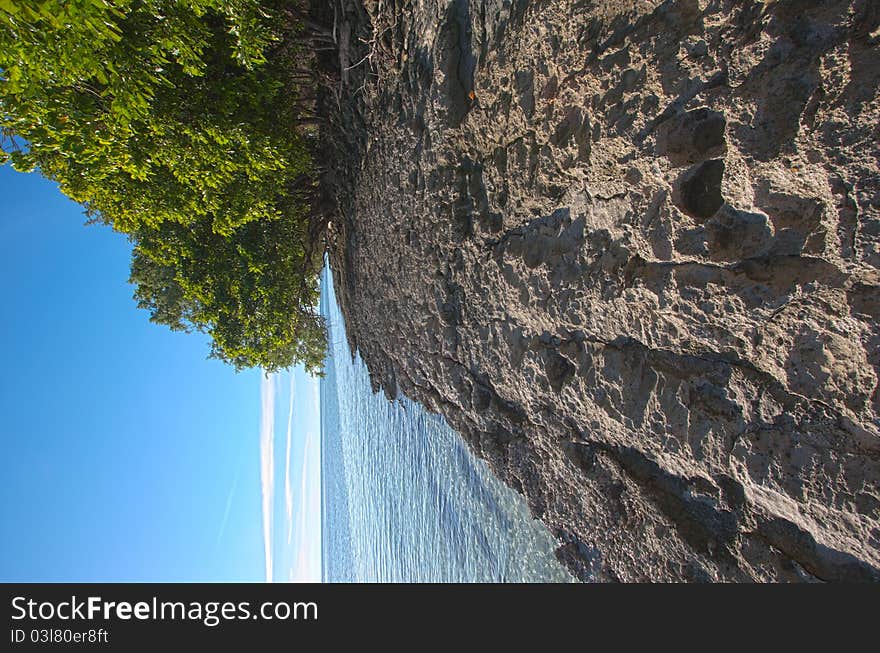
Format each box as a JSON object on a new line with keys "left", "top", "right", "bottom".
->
{"left": 320, "top": 265, "right": 573, "bottom": 582}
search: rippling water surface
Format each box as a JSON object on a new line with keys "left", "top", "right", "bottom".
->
{"left": 320, "top": 265, "right": 572, "bottom": 582}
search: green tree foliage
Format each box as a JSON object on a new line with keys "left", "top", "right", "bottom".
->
{"left": 0, "top": 0, "right": 326, "bottom": 374}
{"left": 130, "top": 214, "right": 325, "bottom": 372}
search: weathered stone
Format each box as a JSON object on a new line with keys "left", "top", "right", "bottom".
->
{"left": 325, "top": 0, "right": 880, "bottom": 582}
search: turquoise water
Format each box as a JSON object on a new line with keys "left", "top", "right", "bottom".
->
{"left": 320, "top": 265, "right": 572, "bottom": 582}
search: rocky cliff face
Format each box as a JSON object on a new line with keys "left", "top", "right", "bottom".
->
{"left": 325, "top": 0, "right": 880, "bottom": 581}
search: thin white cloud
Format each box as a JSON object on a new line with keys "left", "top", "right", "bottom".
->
{"left": 291, "top": 432, "right": 315, "bottom": 580}
{"left": 290, "top": 380, "right": 322, "bottom": 582}
{"left": 284, "top": 372, "right": 296, "bottom": 545}
{"left": 215, "top": 471, "right": 239, "bottom": 548}
{"left": 259, "top": 372, "right": 276, "bottom": 583}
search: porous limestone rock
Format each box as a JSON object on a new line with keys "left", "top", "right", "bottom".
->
{"left": 325, "top": 0, "right": 880, "bottom": 581}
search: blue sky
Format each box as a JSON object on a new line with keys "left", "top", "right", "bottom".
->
{"left": 0, "top": 165, "right": 321, "bottom": 582}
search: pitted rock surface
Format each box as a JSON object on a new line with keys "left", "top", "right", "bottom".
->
{"left": 325, "top": 0, "right": 880, "bottom": 581}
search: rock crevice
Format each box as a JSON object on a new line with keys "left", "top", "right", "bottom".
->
{"left": 326, "top": 0, "right": 880, "bottom": 581}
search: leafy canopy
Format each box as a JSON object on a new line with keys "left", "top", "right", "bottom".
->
{"left": 1, "top": 0, "right": 326, "bottom": 374}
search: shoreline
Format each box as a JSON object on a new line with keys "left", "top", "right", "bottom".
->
{"left": 320, "top": 0, "right": 880, "bottom": 581}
